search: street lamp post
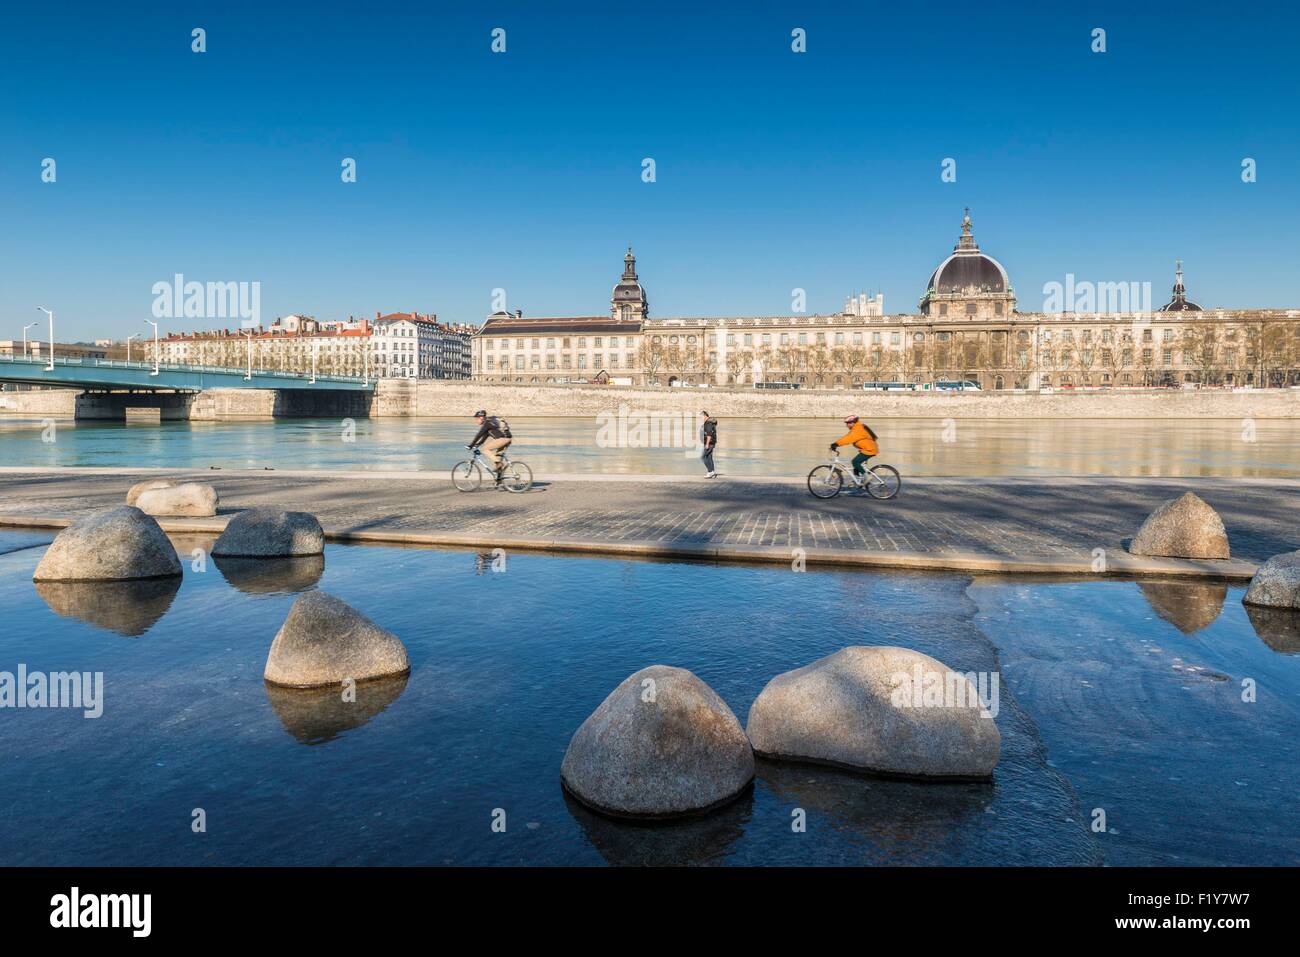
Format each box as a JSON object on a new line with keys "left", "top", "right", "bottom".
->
{"left": 22, "top": 322, "right": 37, "bottom": 360}
{"left": 244, "top": 329, "right": 254, "bottom": 381}
{"left": 36, "top": 307, "right": 54, "bottom": 370}
{"left": 143, "top": 320, "right": 160, "bottom": 375}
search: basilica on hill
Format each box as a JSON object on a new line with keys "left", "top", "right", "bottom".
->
{"left": 473, "top": 215, "right": 1300, "bottom": 390}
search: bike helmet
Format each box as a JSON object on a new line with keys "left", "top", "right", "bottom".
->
{"left": 843, "top": 415, "right": 859, "bottom": 424}
{"left": 473, "top": 409, "right": 487, "bottom": 417}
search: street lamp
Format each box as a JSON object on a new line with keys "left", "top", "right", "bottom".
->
{"left": 143, "top": 319, "right": 160, "bottom": 375}
{"left": 22, "top": 322, "right": 37, "bottom": 360}
{"left": 126, "top": 332, "right": 141, "bottom": 364}
{"left": 243, "top": 328, "right": 254, "bottom": 381}
{"left": 36, "top": 307, "right": 53, "bottom": 370}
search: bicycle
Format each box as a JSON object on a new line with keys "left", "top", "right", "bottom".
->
{"left": 806, "top": 450, "right": 901, "bottom": 500}
{"left": 452, "top": 447, "right": 534, "bottom": 493}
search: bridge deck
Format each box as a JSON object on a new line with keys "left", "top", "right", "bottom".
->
{"left": 0, "top": 354, "right": 374, "bottom": 391}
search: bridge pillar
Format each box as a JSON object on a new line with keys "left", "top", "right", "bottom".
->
{"left": 74, "top": 392, "right": 196, "bottom": 421}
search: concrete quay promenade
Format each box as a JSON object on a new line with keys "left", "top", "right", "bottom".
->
{"left": 1, "top": 467, "right": 1292, "bottom": 580}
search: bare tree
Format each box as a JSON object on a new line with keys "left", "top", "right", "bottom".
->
{"left": 637, "top": 340, "right": 665, "bottom": 384}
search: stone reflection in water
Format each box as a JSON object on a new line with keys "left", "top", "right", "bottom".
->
{"left": 213, "top": 554, "right": 325, "bottom": 595}
{"left": 1136, "top": 581, "right": 1227, "bottom": 635}
{"left": 34, "top": 577, "right": 181, "bottom": 637}
{"left": 757, "top": 760, "right": 988, "bottom": 864}
{"left": 1243, "top": 605, "right": 1300, "bottom": 654}
{"left": 563, "top": 787, "right": 752, "bottom": 866}
{"left": 265, "top": 673, "right": 408, "bottom": 745}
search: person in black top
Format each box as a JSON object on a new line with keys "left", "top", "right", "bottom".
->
{"left": 699, "top": 410, "right": 718, "bottom": 478}
{"left": 468, "top": 410, "right": 512, "bottom": 478}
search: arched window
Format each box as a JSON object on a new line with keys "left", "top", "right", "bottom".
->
{"left": 994, "top": 375, "right": 1005, "bottom": 390}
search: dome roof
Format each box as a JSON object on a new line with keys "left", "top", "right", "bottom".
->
{"left": 1159, "top": 261, "right": 1202, "bottom": 311}
{"left": 924, "top": 212, "right": 1010, "bottom": 295}
{"left": 927, "top": 253, "right": 1010, "bottom": 295}
{"left": 612, "top": 247, "right": 647, "bottom": 304}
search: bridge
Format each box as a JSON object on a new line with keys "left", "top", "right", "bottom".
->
{"left": 0, "top": 354, "right": 374, "bottom": 391}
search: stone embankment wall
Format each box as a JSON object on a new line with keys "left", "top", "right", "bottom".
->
{"left": 410, "top": 381, "right": 1300, "bottom": 419}
{"left": 0, "top": 389, "right": 80, "bottom": 415}
{"left": 4, "top": 381, "right": 1297, "bottom": 419}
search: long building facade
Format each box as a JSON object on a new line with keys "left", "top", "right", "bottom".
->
{"left": 472, "top": 219, "right": 1300, "bottom": 390}
{"left": 154, "top": 312, "right": 473, "bottom": 380}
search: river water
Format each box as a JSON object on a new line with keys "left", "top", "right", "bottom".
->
{"left": 3, "top": 533, "right": 1296, "bottom": 866}
{"left": 0, "top": 415, "right": 1296, "bottom": 477}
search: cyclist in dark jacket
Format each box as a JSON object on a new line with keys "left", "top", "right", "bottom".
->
{"left": 468, "top": 410, "right": 512, "bottom": 474}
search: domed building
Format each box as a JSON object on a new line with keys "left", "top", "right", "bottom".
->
{"left": 612, "top": 247, "right": 648, "bottom": 321}
{"left": 1158, "top": 261, "right": 1203, "bottom": 312}
{"left": 919, "top": 210, "right": 1016, "bottom": 320}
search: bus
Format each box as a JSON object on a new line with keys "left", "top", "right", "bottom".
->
{"left": 934, "top": 379, "right": 982, "bottom": 392}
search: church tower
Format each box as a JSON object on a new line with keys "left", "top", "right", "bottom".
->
{"left": 611, "top": 247, "right": 648, "bottom": 322}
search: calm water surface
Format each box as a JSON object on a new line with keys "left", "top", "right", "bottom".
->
{"left": 1, "top": 532, "right": 1297, "bottom": 866}
{"left": 1, "top": 416, "right": 1298, "bottom": 477}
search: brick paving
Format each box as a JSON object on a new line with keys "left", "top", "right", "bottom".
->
{"left": 0, "top": 469, "right": 1296, "bottom": 564}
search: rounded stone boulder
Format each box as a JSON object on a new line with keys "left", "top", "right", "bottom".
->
{"left": 561, "top": 665, "right": 755, "bottom": 819}
{"left": 135, "top": 482, "right": 219, "bottom": 518}
{"left": 1128, "top": 491, "right": 1230, "bottom": 559}
{"left": 264, "top": 591, "right": 410, "bottom": 688}
{"left": 1242, "top": 550, "right": 1300, "bottom": 610}
{"left": 32, "top": 506, "right": 183, "bottom": 582}
{"left": 212, "top": 507, "right": 324, "bottom": 557}
{"left": 125, "top": 479, "right": 177, "bottom": 507}
{"left": 746, "top": 646, "right": 1001, "bottom": 780}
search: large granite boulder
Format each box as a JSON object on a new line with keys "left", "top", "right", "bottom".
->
{"left": 1128, "top": 492, "right": 1230, "bottom": 559}
{"left": 561, "top": 665, "right": 754, "bottom": 819}
{"left": 1242, "top": 550, "right": 1300, "bottom": 610}
{"left": 135, "top": 482, "right": 218, "bottom": 518}
{"left": 264, "top": 591, "right": 410, "bottom": 688}
{"left": 32, "top": 506, "right": 182, "bottom": 582}
{"left": 125, "top": 479, "right": 177, "bottom": 506}
{"left": 746, "top": 646, "right": 1000, "bottom": 780}
{"left": 213, "top": 507, "right": 324, "bottom": 557}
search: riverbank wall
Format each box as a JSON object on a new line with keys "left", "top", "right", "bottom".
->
{"left": 407, "top": 381, "right": 1300, "bottom": 419}
{"left": 3, "top": 382, "right": 1297, "bottom": 419}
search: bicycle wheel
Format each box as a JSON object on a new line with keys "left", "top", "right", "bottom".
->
{"left": 501, "top": 461, "right": 533, "bottom": 493}
{"left": 451, "top": 461, "right": 482, "bottom": 492}
{"left": 807, "top": 465, "right": 843, "bottom": 499}
{"left": 865, "top": 464, "right": 901, "bottom": 500}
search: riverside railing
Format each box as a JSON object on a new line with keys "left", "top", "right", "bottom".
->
{"left": 0, "top": 354, "right": 367, "bottom": 385}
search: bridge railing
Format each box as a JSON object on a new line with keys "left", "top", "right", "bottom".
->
{"left": 0, "top": 353, "right": 368, "bottom": 384}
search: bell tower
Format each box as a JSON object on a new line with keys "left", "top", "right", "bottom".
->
{"left": 611, "top": 247, "right": 648, "bottom": 321}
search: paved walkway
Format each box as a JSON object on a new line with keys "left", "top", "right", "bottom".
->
{"left": 1, "top": 468, "right": 1293, "bottom": 579}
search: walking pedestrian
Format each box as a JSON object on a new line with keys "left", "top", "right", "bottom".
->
{"left": 700, "top": 410, "right": 718, "bottom": 478}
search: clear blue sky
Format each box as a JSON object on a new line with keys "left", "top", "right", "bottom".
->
{"left": 2, "top": 0, "right": 1297, "bottom": 342}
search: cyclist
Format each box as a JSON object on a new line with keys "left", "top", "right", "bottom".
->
{"left": 467, "top": 410, "right": 513, "bottom": 482}
{"left": 830, "top": 415, "right": 879, "bottom": 489}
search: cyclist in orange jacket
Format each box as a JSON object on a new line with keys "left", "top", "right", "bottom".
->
{"left": 830, "top": 415, "right": 879, "bottom": 486}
